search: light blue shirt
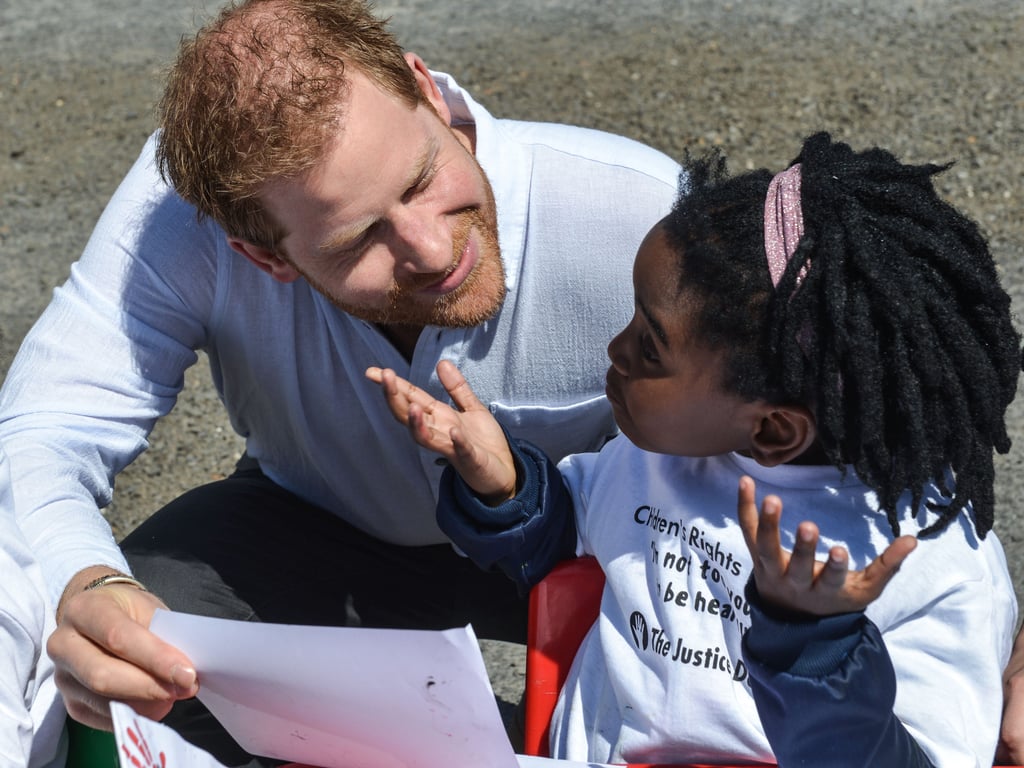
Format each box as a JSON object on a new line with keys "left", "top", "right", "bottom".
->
{"left": 0, "top": 448, "right": 64, "bottom": 768}
{"left": 0, "top": 72, "right": 681, "bottom": 607}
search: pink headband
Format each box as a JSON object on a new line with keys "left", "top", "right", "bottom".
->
{"left": 763, "top": 163, "right": 805, "bottom": 288}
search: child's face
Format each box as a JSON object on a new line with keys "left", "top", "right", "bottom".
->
{"left": 605, "top": 221, "right": 765, "bottom": 457}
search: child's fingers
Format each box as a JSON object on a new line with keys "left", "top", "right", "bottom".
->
{"left": 753, "top": 494, "right": 785, "bottom": 577}
{"left": 379, "top": 367, "right": 445, "bottom": 421}
{"left": 407, "top": 403, "right": 441, "bottom": 449}
{"left": 437, "top": 360, "right": 486, "bottom": 413}
{"left": 858, "top": 535, "right": 917, "bottom": 598}
{"left": 380, "top": 367, "right": 401, "bottom": 399}
{"left": 372, "top": 368, "right": 410, "bottom": 423}
{"left": 734, "top": 478, "right": 784, "bottom": 577}
{"left": 813, "top": 546, "right": 850, "bottom": 592}
{"left": 736, "top": 476, "right": 761, "bottom": 555}
{"left": 785, "top": 522, "right": 821, "bottom": 588}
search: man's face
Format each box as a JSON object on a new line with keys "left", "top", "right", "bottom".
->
{"left": 254, "top": 65, "right": 505, "bottom": 328}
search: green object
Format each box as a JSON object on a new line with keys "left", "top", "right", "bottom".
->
{"left": 66, "top": 717, "right": 118, "bottom": 768}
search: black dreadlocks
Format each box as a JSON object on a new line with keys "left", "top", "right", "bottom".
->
{"left": 663, "top": 132, "right": 1022, "bottom": 538}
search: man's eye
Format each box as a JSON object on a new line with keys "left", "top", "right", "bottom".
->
{"left": 405, "top": 169, "right": 435, "bottom": 199}
{"left": 335, "top": 236, "right": 366, "bottom": 260}
{"left": 339, "top": 222, "right": 383, "bottom": 257}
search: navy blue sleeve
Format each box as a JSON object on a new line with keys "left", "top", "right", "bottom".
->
{"left": 741, "top": 581, "right": 934, "bottom": 768}
{"left": 435, "top": 436, "right": 578, "bottom": 595}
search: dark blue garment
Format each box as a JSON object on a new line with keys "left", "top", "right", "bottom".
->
{"left": 743, "top": 581, "right": 935, "bottom": 767}
{"left": 436, "top": 437, "right": 577, "bottom": 595}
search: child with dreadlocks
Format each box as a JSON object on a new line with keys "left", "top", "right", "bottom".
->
{"left": 367, "top": 132, "right": 1019, "bottom": 766}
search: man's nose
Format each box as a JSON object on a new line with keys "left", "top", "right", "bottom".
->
{"left": 390, "top": 207, "right": 451, "bottom": 274}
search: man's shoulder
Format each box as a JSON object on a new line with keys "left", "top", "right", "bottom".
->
{"left": 436, "top": 71, "right": 679, "bottom": 190}
{"left": 497, "top": 118, "right": 680, "bottom": 183}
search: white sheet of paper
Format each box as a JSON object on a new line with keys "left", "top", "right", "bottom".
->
{"left": 150, "top": 610, "right": 519, "bottom": 768}
{"left": 112, "top": 700, "right": 226, "bottom": 768}
{"left": 110, "top": 701, "right": 611, "bottom": 768}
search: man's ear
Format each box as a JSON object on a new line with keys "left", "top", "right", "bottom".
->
{"left": 747, "top": 405, "right": 818, "bottom": 467}
{"left": 227, "top": 238, "right": 300, "bottom": 283}
{"left": 404, "top": 51, "right": 451, "bottom": 124}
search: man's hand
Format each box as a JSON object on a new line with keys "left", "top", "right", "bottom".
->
{"left": 366, "top": 360, "right": 517, "bottom": 504}
{"left": 736, "top": 476, "right": 917, "bottom": 616}
{"left": 996, "top": 625, "right": 1024, "bottom": 764}
{"left": 48, "top": 566, "right": 199, "bottom": 730}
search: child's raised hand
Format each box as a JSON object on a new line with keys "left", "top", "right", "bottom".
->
{"left": 736, "top": 476, "right": 917, "bottom": 616}
{"left": 365, "top": 361, "right": 517, "bottom": 505}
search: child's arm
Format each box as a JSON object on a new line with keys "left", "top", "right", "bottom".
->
{"left": 735, "top": 476, "right": 934, "bottom": 767}
{"left": 436, "top": 437, "right": 579, "bottom": 594}
{"left": 367, "top": 362, "right": 578, "bottom": 593}
{"left": 997, "top": 626, "right": 1024, "bottom": 764}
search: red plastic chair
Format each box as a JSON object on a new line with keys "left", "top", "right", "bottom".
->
{"left": 523, "top": 556, "right": 1022, "bottom": 768}
{"left": 524, "top": 556, "right": 605, "bottom": 759}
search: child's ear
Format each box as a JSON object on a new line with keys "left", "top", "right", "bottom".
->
{"left": 747, "top": 405, "right": 818, "bottom": 467}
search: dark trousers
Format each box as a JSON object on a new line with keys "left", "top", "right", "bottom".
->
{"left": 121, "top": 457, "right": 527, "bottom": 767}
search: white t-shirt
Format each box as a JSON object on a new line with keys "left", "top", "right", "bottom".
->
{"left": 550, "top": 438, "right": 1015, "bottom": 767}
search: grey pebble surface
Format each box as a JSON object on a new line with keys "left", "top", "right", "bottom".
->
{"left": 2, "top": 0, "right": 1023, "bottom": 744}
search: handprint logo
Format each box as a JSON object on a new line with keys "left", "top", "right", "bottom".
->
{"left": 120, "top": 718, "right": 167, "bottom": 768}
{"left": 629, "top": 611, "right": 649, "bottom": 650}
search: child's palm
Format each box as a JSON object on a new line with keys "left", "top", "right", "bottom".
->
{"left": 366, "top": 362, "right": 516, "bottom": 504}
{"left": 736, "top": 476, "right": 917, "bottom": 616}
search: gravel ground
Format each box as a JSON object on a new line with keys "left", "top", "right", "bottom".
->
{"left": 2, "top": 0, "right": 1023, "bottom": 743}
